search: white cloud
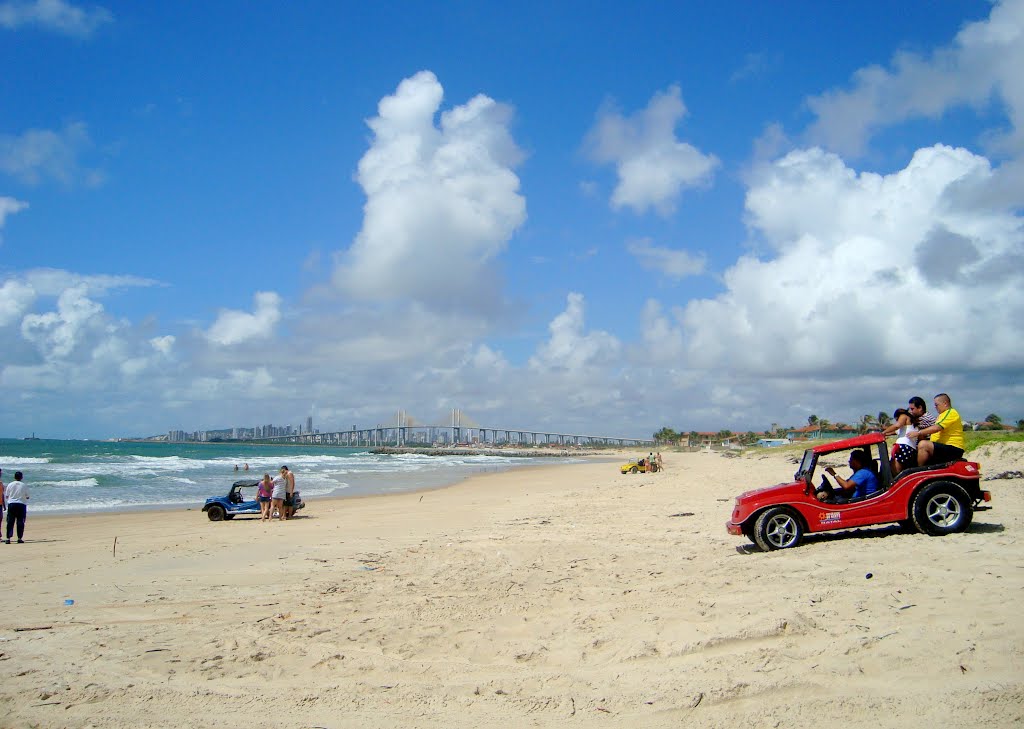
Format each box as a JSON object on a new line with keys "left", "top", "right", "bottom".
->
{"left": 730, "top": 51, "right": 782, "bottom": 83}
{"left": 206, "top": 291, "right": 282, "bottom": 346}
{"left": 20, "top": 284, "right": 105, "bottom": 359}
{"left": 682, "top": 144, "right": 1024, "bottom": 376}
{"left": 334, "top": 70, "right": 526, "bottom": 311}
{"left": 22, "top": 268, "right": 159, "bottom": 296}
{"left": 0, "top": 269, "right": 167, "bottom": 372}
{"left": 585, "top": 84, "right": 718, "bottom": 215}
{"left": 806, "top": 0, "right": 1024, "bottom": 157}
{"left": 0, "top": 0, "right": 112, "bottom": 37}
{"left": 529, "top": 293, "right": 620, "bottom": 373}
{"left": 640, "top": 299, "right": 685, "bottom": 360}
{"left": 0, "top": 268, "right": 159, "bottom": 329}
{"left": 179, "top": 367, "right": 276, "bottom": 403}
{"left": 0, "top": 196, "right": 28, "bottom": 231}
{"left": 150, "top": 335, "right": 175, "bottom": 355}
{"left": 0, "top": 122, "right": 102, "bottom": 186}
{"left": 0, "top": 279, "right": 36, "bottom": 326}
{"left": 626, "top": 237, "right": 706, "bottom": 279}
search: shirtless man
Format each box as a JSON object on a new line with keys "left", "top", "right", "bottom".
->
{"left": 281, "top": 465, "right": 297, "bottom": 518}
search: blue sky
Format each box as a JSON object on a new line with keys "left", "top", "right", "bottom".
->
{"left": 1, "top": 0, "right": 1022, "bottom": 439}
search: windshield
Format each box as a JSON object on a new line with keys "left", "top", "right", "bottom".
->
{"left": 795, "top": 449, "right": 816, "bottom": 483}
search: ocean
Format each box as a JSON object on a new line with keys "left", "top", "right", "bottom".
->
{"left": 0, "top": 439, "right": 569, "bottom": 515}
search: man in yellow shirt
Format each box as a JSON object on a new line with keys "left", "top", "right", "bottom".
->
{"left": 915, "top": 393, "right": 965, "bottom": 465}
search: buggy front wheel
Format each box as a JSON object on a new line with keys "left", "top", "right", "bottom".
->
{"left": 753, "top": 507, "right": 803, "bottom": 551}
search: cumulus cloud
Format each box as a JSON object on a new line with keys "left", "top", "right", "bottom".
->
{"left": 334, "top": 70, "right": 526, "bottom": 311}
{"left": 681, "top": 144, "right": 1024, "bottom": 376}
{"left": 206, "top": 291, "right": 282, "bottom": 346}
{"left": 0, "top": 196, "right": 28, "bottom": 230}
{"left": 0, "top": 270, "right": 161, "bottom": 353}
{"left": 585, "top": 84, "right": 718, "bottom": 215}
{"left": 180, "top": 367, "right": 276, "bottom": 403}
{"left": 0, "top": 122, "right": 103, "bottom": 186}
{"left": 529, "top": 293, "right": 620, "bottom": 373}
{"left": 150, "top": 335, "right": 175, "bottom": 355}
{"left": 0, "top": 278, "right": 36, "bottom": 326}
{"left": 640, "top": 299, "right": 685, "bottom": 361}
{"left": 20, "top": 284, "right": 106, "bottom": 360}
{"left": 806, "top": 0, "right": 1024, "bottom": 157}
{"left": 626, "top": 237, "right": 706, "bottom": 279}
{"left": 0, "top": 0, "right": 112, "bottom": 37}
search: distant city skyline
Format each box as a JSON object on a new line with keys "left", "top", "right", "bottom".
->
{"left": 166, "top": 417, "right": 315, "bottom": 443}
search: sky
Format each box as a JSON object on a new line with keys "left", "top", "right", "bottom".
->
{"left": 1, "top": 0, "right": 1022, "bottom": 440}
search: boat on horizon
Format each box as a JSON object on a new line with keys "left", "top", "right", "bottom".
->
{"left": 23, "top": 433, "right": 40, "bottom": 441}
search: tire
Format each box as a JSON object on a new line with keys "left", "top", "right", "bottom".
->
{"left": 206, "top": 504, "right": 226, "bottom": 522}
{"left": 911, "top": 481, "right": 973, "bottom": 536}
{"left": 630, "top": 466, "right": 638, "bottom": 474}
{"left": 753, "top": 507, "right": 803, "bottom": 551}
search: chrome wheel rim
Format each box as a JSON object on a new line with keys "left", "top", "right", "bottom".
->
{"left": 926, "top": 493, "right": 961, "bottom": 528}
{"left": 765, "top": 513, "right": 799, "bottom": 548}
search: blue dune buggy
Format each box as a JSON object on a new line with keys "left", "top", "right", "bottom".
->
{"left": 202, "top": 479, "right": 304, "bottom": 521}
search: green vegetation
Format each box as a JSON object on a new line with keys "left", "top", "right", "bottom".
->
{"left": 964, "top": 429, "right": 1024, "bottom": 451}
{"left": 652, "top": 427, "right": 681, "bottom": 444}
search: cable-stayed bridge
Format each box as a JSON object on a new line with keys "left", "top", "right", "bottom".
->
{"left": 265, "top": 409, "right": 654, "bottom": 448}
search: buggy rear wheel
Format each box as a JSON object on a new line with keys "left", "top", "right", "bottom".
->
{"left": 911, "top": 481, "right": 972, "bottom": 536}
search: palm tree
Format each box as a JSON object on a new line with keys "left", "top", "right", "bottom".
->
{"left": 817, "top": 419, "right": 831, "bottom": 435}
{"left": 985, "top": 413, "right": 1002, "bottom": 428}
{"left": 653, "top": 427, "right": 680, "bottom": 444}
{"left": 807, "top": 414, "right": 819, "bottom": 427}
{"left": 877, "top": 411, "right": 892, "bottom": 428}
{"left": 859, "top": 414, "right": 876, "bottom": 433}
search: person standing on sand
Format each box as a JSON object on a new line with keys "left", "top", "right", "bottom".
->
{"left": 0, "top": 468, "right": 5, "bottom": 529}
{"left": 270, "top": 470, "right": 288, "bottom": 521}
{"left": 4, "top": 471, "right": 28, "bottom": 544}
{"left": 257, "top": 473, "right": 274, "bottom": 521}
{"left": 281, "top": 465, "right": 296, "bottom": 518}
{"left": 656, "top": 453, "right": 664, "bottom": 472}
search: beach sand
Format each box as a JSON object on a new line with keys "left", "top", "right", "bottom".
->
{"left": 1, "top": 445, "right": 1022, "bottom": 728}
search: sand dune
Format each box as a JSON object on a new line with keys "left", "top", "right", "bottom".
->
{"left": 1, "top": 445, "right": 1022, "bottom": 727}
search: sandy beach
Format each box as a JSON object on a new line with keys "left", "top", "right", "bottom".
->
{"left": 1, "top": 444, "right": 1022, "bottom": 728}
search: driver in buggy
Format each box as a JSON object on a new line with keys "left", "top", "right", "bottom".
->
{"left": 816, "top": 449, "right": 880, "bottom": 503}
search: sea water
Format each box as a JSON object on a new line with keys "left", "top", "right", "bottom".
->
{"left": 0, "top": 439, "right": 565, "bottom": 515}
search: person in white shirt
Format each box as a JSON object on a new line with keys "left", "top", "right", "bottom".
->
{"left": 4, "top": 471, "right": 29, "bottom": 544}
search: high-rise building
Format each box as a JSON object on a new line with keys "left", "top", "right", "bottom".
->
{"left": 306, "top": 415, "right": 313, "bottom": 434}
